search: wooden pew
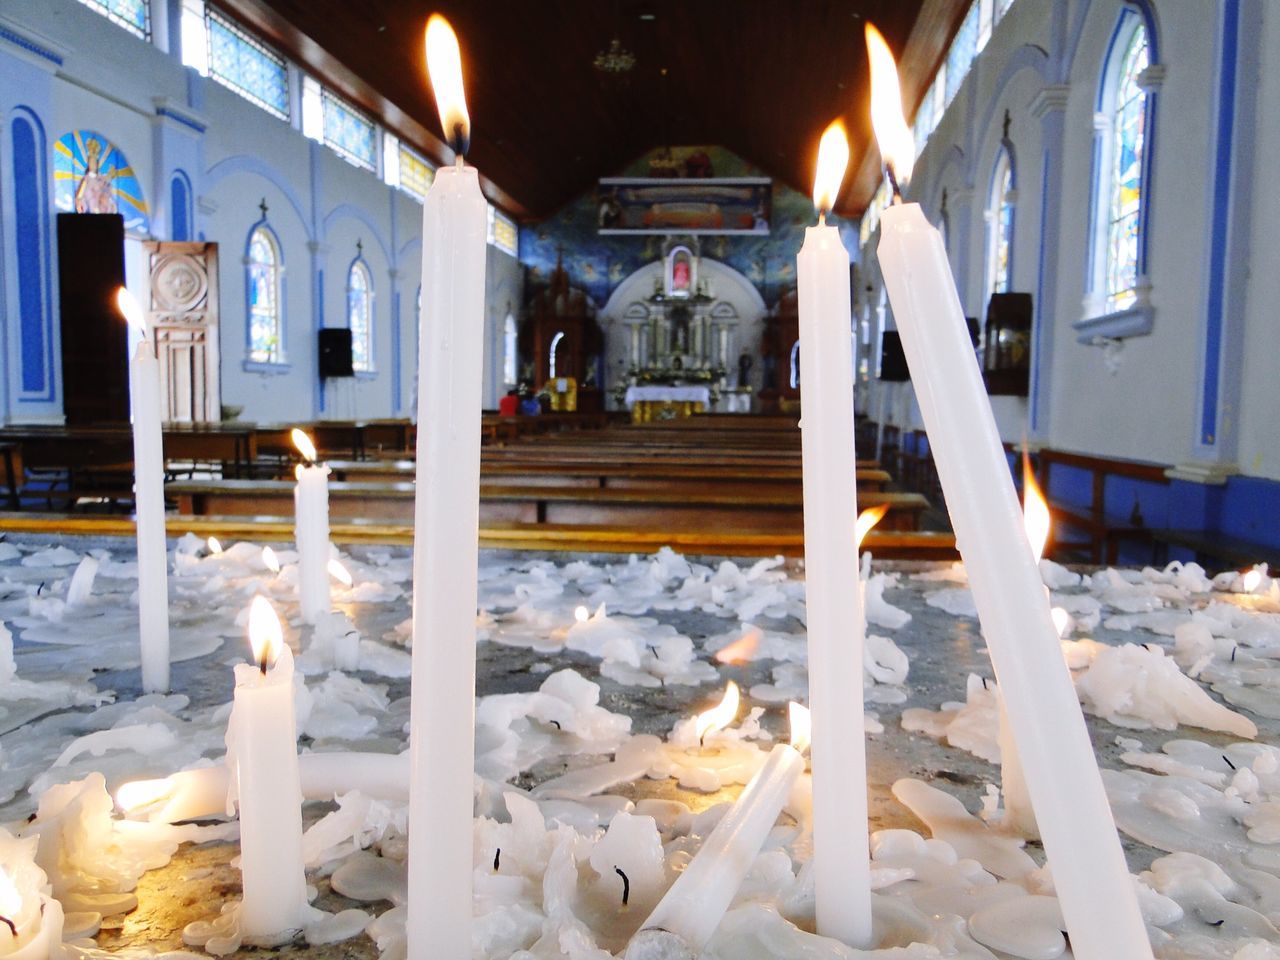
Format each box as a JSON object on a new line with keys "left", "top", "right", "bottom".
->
{"left": 0, "top": 512, "right": 957, "bottom": 560}
{"left": 167, "top": 479, "right": 929, "bottom": 532}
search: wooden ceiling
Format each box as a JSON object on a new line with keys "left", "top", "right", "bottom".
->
{"left": 221, "top": 0, "right": 967, "bottom": 221}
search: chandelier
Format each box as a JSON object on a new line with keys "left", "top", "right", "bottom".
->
{"left": 594, "top": 37, "right": 636, "bottom": 74}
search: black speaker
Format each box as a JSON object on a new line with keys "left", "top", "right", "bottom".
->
{"left": 57, "top": 214, "right": 129, "bottom": 424}
{"left": 318, "top": 328, "right": 354, "bottom": 378}
{"left": 878, "top": 331, "right": 910, "bottom": 382}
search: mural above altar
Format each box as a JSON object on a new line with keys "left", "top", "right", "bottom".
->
{"left": 596, "top": 177, "right": 771, "bottom": 235}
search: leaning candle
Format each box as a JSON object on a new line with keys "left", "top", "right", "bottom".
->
{"left": 866, "top": 24, "right": 1150, "bottom": 960}
{"left": 624, "top": 704, "right": 811, "bottom": 959}
{"left": 408, "top": 16, "right": 488, "bottom": 960}
{"left": 291, "top": 429, "right": 331, "bottom": 625}
{"left": 118, "top": 288, "right": 170, "bottom": 694}
{"left": 0, "top": 834, "right": 64, "bottom": 960}
{"left": 795, "top": 121, "right": 872, "bottom": 947}
{"left": 227, "top": 596, "right": 308, "bottom": 940}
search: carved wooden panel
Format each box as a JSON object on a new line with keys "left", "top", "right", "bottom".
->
{"left": 145, "top": 242, "right": 220, "bottom": 423}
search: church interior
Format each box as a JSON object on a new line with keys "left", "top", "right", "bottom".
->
{"left": 0, "top": 1, "right": 1279, "bottom": 958}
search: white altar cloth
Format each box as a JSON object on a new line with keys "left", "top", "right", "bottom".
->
{"left": 623, "top": 385, "right": 712, "bottom": 409}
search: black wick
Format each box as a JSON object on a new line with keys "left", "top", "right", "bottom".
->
{"left": 1232, "top": 646, "right": 1238, "bottom": 661}
{"left": 1223, "top": 755, "right": 1237, "bottom": 770}
{"left": 259, "top": 649, "right": 270, "bottom": 676}
{"left": 884, "top": 164, "right": 903, "bottom": 204}
{"left": 0, "top": 915, "right": 15, "bottom": 937}
{"left": 980, "top": 677, "right": 988, "bottom": 690}
{"left": 493, "top": 848, "right": 501, "bottom": 871}
{"left": 451, "top": 122, "right": 469, "bottom": 159}
{"left": 548, "top": 719, "right": 561, "bottom": 730}
{"left": 36, "top": 582, "right": 45, "bottom": 596}
{"left": 615, "top": 866, "right": 630, "bottom": 906}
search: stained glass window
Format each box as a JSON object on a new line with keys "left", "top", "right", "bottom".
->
{"left": 53, "top": 131, "right": 150, "bottom": 234}
{"left": 1106, "top": 26, "right": 1148, "bottom": 311}
{"left": 207, "top": 11, "right": 289, "bottom": 120}
{"left": 247, "top": 227, "right": 283, "bottom": 364}
{"left": 488, "top": 207, "right": 518, "bottom": 256}
{"left": 503, "top": 315, "right": 518, "bottom": 386}
{"left": 399, "top": 145, "right": 434, "bottom": 201}
{"left": 348, "top": 259, "right": 374, "bottom": 371}
{"left": 75, "top": 0, "right": 149, "bottom": 39}
{"left": 323, "top": 91, "right": 377, "bottom": 171}
{"left": 945, "top": 3, "right": 980, "bottom": 106}
{"left": 988, "top": 152, "right": 1014, "bottom": 296}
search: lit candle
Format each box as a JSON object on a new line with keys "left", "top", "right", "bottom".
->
{"left": 291, "top": 429, "right": 331, "bottom": 625}
{"left": 866, "top": 24, "right": 1151, "bottom": 960}
{"left": 795, "top": 121, "right": 872, "bottom": 947}
{"left": 624, "top": 704, "right": 811, "bottom": 959}
{"left": 118, "top": 288, "right": 170, "bottom": 694}
{"left": 0, "top": 837, "right": 63, "bottom": 960}
{"left": 227, "top": 596, "right": 308, "bottom": 940}
{"left": 408, "top": 16, "right": 488, "bottom": 960}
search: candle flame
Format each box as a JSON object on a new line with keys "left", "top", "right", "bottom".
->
{"left": 1051, "top": 607, "right": 1072, "bottom": 638}
{"left": 426, "top": 14, "right": 470, "bottom": 156}
{"left": 1242, "top": 567, "right": 1264, "bottom": 593}
{"left": 574, "top": 605, "right": 590, "bottom": 623}
{"left": 248, "top": 595, "right": 283, "bottom": 671}
{"left": 1022, "top": 452, "right": 1050, "bottom": 563}
{"left": 206, "top": 536, "right": 223, "bottom": 556}
{"left": 714, "top": 625, "right": 761, "bottom": 665}
{"left": 865, "top": 23, "right": 915, "bottom": 187}
{"left": 115, "top": 776, "right": 174, "bottom": 815}
{"left": 262, "top": 546, "right": 280, "bottom": 573}
{"left": 328, "top": 558, "right": 353, "bottom": 586}
{"left": 116, "top": 286, "right": 147, "bottom": 336}
{"left": 0, "top": 866, "right": 20, "bottom": 921}
{"left": 291, "top": 428, "right": 317, "bottom": 463}
{"left": 788, "top": 702, "right": 812, "bottom": 754}
{"left": 695, "top": 681, "right": 740, "bottom": 742}
{"left": 812, "top": 120, "right": 849, "bottom": 215}
{"left": 855, "top": 503, "right": 891, "bottom": 551}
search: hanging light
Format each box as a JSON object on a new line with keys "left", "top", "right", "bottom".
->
{"left": 594, "top": 36, "right": 636, "bottom": 74}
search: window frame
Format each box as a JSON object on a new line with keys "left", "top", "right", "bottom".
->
{"left": 321, "top": 89, "right": 378, "bottom": 172}
{"left": 75, "top": 0, "right": 150, "bottom": 40}
{"left": 985, "top": 146, "right": 1016, "bottom": 305}
{"left": 243, "top": 220, "right": 289, "bottom": 372}
{"left": 346, "top": 255, "right": 376, "bottom": 375}
{"left": 205, "top": 8, "right": 290, "bottom": 121}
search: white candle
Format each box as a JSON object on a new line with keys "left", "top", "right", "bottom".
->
{"left": 408, "top": 17, "right": 488, "bottom": 960}
{"left": 795, "top": 121, "right": 872, "bottom": 947}
{"left": 866, "top": 24, "right": 1151, "bottom": 960}
{"left": 291, "top": 429, "right": 332, "bottom": 625}
{"left": 0, "top": 835, "right": 64, "bottom": 960}
{"left": 227, "top": 596, "right": 308, "bottom": 939}
{"left": 118, "top": 288, "right": 170, "bottom": 694}
{"left": 624, "top": 704, "right": 811, "bottom": 959}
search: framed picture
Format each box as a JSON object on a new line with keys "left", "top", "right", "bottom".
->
{"left": 597, "top": 178, "right": 772, "bottom": 236}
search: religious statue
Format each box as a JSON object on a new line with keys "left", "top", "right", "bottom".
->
{"left": 74, "top": 139, "right": 118, "bottom": 215}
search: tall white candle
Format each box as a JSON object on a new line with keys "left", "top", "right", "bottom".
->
{"left": 227, "top": 596, "right": 308, "bottom": 939}
{"left": 866, "top": 25, "right": 1151, "bottom": 960}
{"left": 118, "top": 288, "right": 170, "bottom": 694}
{"left": 624, "top": 704, "right": 811, "bottom": 959}
{"left": 291, "top": 429, "right": 331, "bottom": 625}
{"left": 795, "top": 122, "right": 872, "bottom": 948}
{"left": 408, "top": 17, "right": 488, "bottom": 960}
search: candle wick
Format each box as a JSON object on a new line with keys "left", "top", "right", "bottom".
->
{"left": 1232, "top": 646, "right": 1238, "bottom": 661}
{"left": 614, "top": 866, "right": 630, "bottom": 906}
{"left": 548, "top": 719, "right": 561, "bottom": 730}
{"left": 493, "top": 847, "right": 501, "bottom": 872}
{"left": 36, "top": 582, "right": 45, "bottom": 597}
{"left": 0, "top": 915, "right": 15, "bottom": 937}
{"left": 884, "top": 164, "right": 903, "bottom": 205}
{"left": 452, "top": 122, "right": 468, "bottom": 165}
{"left": 1223, "top": 755, "right": 1237, "bottom": 771}
{"left": 259, "top": 650, "right": 269, "bottom": 675}
{"left": 818, "top": 210, "right": 827, "bottom": 226}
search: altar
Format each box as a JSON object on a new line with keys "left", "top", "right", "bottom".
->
{"left": 622, "top": 384, "right": 711, "bottom": 422}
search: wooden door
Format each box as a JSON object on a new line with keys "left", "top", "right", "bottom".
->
{"left": 145, "top": 242, "right": 220, "bottom": 422}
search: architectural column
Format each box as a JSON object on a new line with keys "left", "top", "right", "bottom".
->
{"left": 948, "top": 187, "right": 975, "bottom": 313}
{"left": 1029, "top": 84, "right": 1069, "bottom": 438}
{"left": 1176, "top": 0, "right": 1260, "bottom": 483}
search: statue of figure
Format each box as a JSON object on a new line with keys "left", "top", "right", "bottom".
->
{"left": 737, "top": 352, "right": 754, "bottom": 387}
{"left": 75, "top": 140, "right": 117, "bottom": 215}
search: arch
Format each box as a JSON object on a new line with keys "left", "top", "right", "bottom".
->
{"left": 968, "top": 43, "right": 1048, "bottom": 172}
{"left": 323, "top": 203, "right": 392, "bottom": 264}
{"left": 602, "top": 257, "right": 765, "bottom": 321}
{"left": 985, "top": 143, "right": 1016, "bottom": 302}
{"left": 170, "top": 170, "right": 193, "bottom": 241}
{"left": 205, "top": 154, "right": 312, "bottom": 241}
{"left": 244, "top": 212, "right": 286, "bottom": 365}
{"left": 396, "top": 235, "right": 422, "bottom": 272}
{"left": 548, "top": 330, "right": 565, "bottom": 379}
{"left": 346, "top": 250, "right": 374, "bottom": 372}
{"left": 788, "top": 339, "right": 800, "bottom": 389}
{"left": 52, "top": 129, "right": 150, "bottom": 234}
{"left": 10, "top": 107, "right": 54, "bottom": 401}
{"left": 926, "top": 144, "right": 967, "bottom": 214}
{"left": 502, "top": 313, "right": 518, "bottom": 387}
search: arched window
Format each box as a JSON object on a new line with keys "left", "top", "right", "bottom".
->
{"left": 788, "top": 339, "right": 801, "bottom": 389}
{"left": 347, "top": 256, "right": 373, "bottom": 372}
{"left": 503, "top": 313, "right": 518, "bottom": 387}
{"left": 247, "top": 225, "right": 283, "bottom": 364}
{"left": 986, "top": 149, "right": 1014, "bottom": 300}
{"left": 548, "top": 330, "right": 565, "bottom": 379}
{"left": 1103, "top": 23, "right": 1149, "bottom": 311}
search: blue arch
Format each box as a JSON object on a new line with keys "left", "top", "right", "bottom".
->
{"left": 243, "top": 211, "right": 288, "bottom": 367}
{"left": 323, "top": 203, "right": 392, "bottom": 264}
{"left": 986, "top": 141, "right": 1017, "bottom": 299}
{"left": 968, "top": 44, "right": 1048, "bottom": 184}
{"left": 396, "top": 235, "right": 422, "bottom": 273}
{"left": 10, "top": 106, "right": 53, "bottom": 401}
{"left": 170, "top": 169, "right": 192, "bottom": 241}
{"left": 926, "top": 144, "right": 967, "bottom": 214}
{"left": 205, "top": 154, "right": 313, "bottom": 242}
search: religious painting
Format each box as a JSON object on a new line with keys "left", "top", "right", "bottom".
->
{"left": 597, "top": 178, "right": 771, "bottom": 235}
{"left": 53, "top": 131, "right": 150, "bottom": 234}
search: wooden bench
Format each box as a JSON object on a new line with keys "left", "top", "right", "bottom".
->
{"left": 1150, "top": 529, "right": 1280, "bottom": 571}
{"left": 1036, "top": 449, "right": 1171, "bottom": 565}
{"left": 0, "top": 512, "right": 957, "bottom": 560}
{"left": 167, "top": 479, "right": 929, "bottom": 532}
